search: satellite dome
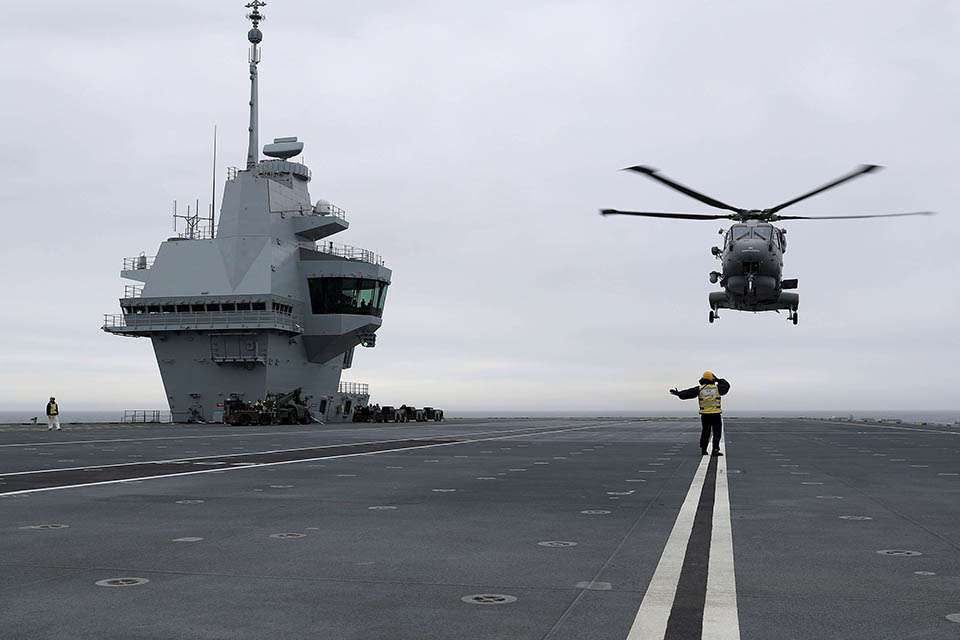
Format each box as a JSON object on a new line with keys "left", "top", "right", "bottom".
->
{"left": 248, "top": 28, "right": 262, "bottom": 43}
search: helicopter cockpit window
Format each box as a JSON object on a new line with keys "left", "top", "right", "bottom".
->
{"left": 732, "top": 226, "right": 752, "bottom": 240}
{"left": 753, "top": 227, "right": 773, "bottom": 241}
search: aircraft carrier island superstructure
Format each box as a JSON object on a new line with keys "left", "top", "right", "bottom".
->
{"left": 103, "top": 2, "right": 389, "bottom": 423}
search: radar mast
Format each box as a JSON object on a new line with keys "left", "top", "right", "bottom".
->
{"left": 245, "top": 1, "right": 266, "bottom": 169}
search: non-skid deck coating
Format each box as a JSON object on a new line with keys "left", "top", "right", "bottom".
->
{"left": 2, "top": 417, "right": 959, "bottom": 639}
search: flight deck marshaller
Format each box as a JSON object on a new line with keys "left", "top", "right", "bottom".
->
{"left": 104, "top": 2, "right": 389, "bottom": 422}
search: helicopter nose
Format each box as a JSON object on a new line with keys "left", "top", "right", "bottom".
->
{"left": 735, "top": 239, "right": 767, "bottom": 260}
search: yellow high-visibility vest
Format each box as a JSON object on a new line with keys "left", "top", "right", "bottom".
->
{"left": 698, "top": 384, "right": 721, "bottom": 414}
{"left": 48, "top": 402, "right": 59, "bottom": 416}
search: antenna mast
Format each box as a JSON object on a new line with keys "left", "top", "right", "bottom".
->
{"left": 211, "top": 125, "right": 217, "bottom": 237}
{"left": 245, "top": 1, "right": 266, "bottom": 169}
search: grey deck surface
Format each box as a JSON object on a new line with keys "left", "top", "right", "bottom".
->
{"left": 1, "top": 418, "right": 958, "bottom": 639}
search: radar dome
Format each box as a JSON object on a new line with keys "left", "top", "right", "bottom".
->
{"left": 248, "top": 28, "right": 263, "bottom": 43}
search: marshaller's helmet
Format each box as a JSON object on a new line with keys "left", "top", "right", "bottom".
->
{"left": 702, "top": 371, "right": 714, "bottom": 381}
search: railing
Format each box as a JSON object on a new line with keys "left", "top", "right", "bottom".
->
{"left": 103, "top": 311, "right": 304, "bottom": 334}
{"left": 123, "top": 255, "right": 156, "bottom": 270}
{"left": 122, "top": 410, "right": 172, "bottom": 423}
{"left": 176, "top": 224, "right": 216, "bottom": 240}
{"left": 339, "top": 381, "right": 370, "bottom": 395}
{"left": 316, "top": 241, "right": 384, "bottom": 266}
{"left": 313, "top": 202, "right": 346, "bottom": 219}
{"left": 124, "top": 285, "right": 143, "bottom": 298}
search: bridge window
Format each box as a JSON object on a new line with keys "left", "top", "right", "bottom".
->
{"left": 308, "top": 278, "right": 389, "bottom": 317}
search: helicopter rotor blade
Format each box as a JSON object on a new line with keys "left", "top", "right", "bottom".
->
{"left": 600, "top": 209, "right": 735, "bottom": 221}
{"left": 773, "top": 211, "right": 935, "bottom": 221}
{"left": 622, "top": 166, "right": 743, "bottom": 214}
{"left": 767, "top": 164, "right": 882, "bottom": 214}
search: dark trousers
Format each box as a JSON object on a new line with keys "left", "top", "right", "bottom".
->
{"left": 699, "top": 413, "right": 723, "bottom": 451}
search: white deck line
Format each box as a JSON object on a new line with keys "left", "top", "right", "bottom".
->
{"left": 626, "top": 453, "right": 711, "bottom": 640}
{"left": 702, "top": 450, "right": 741, "bottom": 639}
{"left": 0, "top": 422, "right": 626, "bottom": 497}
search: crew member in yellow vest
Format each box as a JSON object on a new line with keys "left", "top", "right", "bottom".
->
{"left": 670, "top": 372, "right": 730, "bottom": 456}
{"left": 46, "top": 396, "right": 61, "bottom": 431}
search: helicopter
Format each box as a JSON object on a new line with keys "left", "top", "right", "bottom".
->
{"left": 601, "top": 164, "right": 933, "bottom": 325}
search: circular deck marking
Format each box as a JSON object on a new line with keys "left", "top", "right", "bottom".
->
{"left": 801, "top": 482, "right": 824, "bottom": 485}
{"left": 386, "top": 466, "right": 403, "bottom": 469}
{"left": 876, "top": 549, "right": 922, "bottom": 556}
{"left": 20, "top": 524, "right": 69, "bottom": 530}
{"left": 910, "top": 465, "right": 929, "bottom": 468}
{"left": 534, "top": 462, "right": 549, "bottom": 465}
{"left": 625, "top": 479, "right": 646, "bottom": 482}
{"left": 889, "top": 459, "right": 906, "bottom": 461}
{"left": 839, "top": 516, "right": 873, "bottom": 521}
{"left": 476, "top": 477, "right": 496, "bottom": 480}
{"left": 424, "top": 460, "right": 439, "bottom": 463}
{"left": 175, "top": 500, "right": 205, "bottom": 504}
{"left": 172, "top": 537, "right": 203, "bottom": 542}
{"left": 432, "top": 488, "right": 457, "bottom": 492}
{"left": 270, "top": 533, "right": 306, "bottom": 539}
{"left": 461, "top": 594, "right": 517, "bottom": 605}
{"left": 336, "top": 474, "right": 356, "bottom": 477}
{"left": 508, "top": 468, "right": 527, "bottom": 472}
{"left": 648, "top": 463, "right": 664, "bottom": 466}
{"left": 915, "top": 571, "right": 936, "bottom": 576}
{"left": 816, "top": 496, "right": 843, "bottom": 499}
{"left": 580, "top": 510, "right": 611, "bottom": 515}
{"left": 539, "top": 541, "right": 577, "bottom": 547}
{"left": 780, "top": 464, "right": 799, "bottom": 468}
{"left": 96, "top": 577, "right": 149, "bottom": 587}
{"left": 636, "top": 470, "right": 656, "bottom": 473}
{"left": 938, "top": 473, "right": 959, "bottom": 476}
{"left": 607, "top": 491, "right": 634, "bottom": 496}
{"left": 790, "top": 472, "right": 810, "bottom": 475}
{"left": 368, "top": 506, "right": 397, "bottom": 510}
{"left": 270, "top": 485, "right": 293, "bottom": 488}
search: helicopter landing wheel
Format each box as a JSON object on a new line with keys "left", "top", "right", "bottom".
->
{"left": 709, "top": 310, "right": 716, "bottom": 324}
{"left": 789, "top": 309, "right": 798, "bottom": 325}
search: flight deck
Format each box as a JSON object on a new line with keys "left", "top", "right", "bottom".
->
{"left": 2, "top": 417, "right": 958, "bottom": 639}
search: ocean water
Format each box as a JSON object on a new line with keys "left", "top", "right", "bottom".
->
{"left": 1, "top": 409, "right": 956, "bottom": 426}
{"left": 0, "top": 410, "right": 149, "bottom": 425}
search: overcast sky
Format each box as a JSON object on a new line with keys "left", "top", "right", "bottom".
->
{"left": 2, "top": 0, "right": 958, "bottom": 413}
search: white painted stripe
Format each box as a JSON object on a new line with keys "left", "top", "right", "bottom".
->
{"left": 702, "top": 450, "right": 741, "bottom": 639}
{"left": 802, "top": 419, "right": 959, "bottom": 437}
{"left": 0, "top": 422, "right": 633, "bottom": 496}
{"left": 626, "top": 454, "right": 711, "bottom": 639}
{"left": 0, "top": 422, "right": 634, "bottom": 477}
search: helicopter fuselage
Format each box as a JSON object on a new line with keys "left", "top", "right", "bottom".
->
{"left": 708, "top": 219, "right": 798, "bottom": 321}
